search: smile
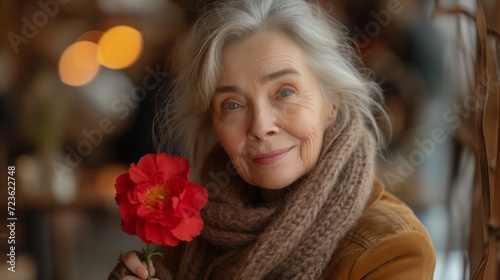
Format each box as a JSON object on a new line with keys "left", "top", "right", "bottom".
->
{"left": 251, "top": 147, "right": 294, "bottom": 165}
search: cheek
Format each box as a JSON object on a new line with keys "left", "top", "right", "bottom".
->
{"left": 282, "top": 101, "right": 321, "bottom": 140}
{"left": 212, "top": 118, "right": 251, "bottom": 172}
{"left": 229, "top": 155, "right": 251, "bottom": 179}
{"left": 281, "top": 103, "right": 324, "bottom": 169}
{"left": 215, "top": 128, "right": 239, "bottom": 157}
{"left": 297, "top": 126, "right": 321, "bottom": 169}
{"left": 212, "top": 112, "right": 244, "bottom": 152}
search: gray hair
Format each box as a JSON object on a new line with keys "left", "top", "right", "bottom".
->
{"left": 154, "top": 0, "right": 388, "bottom": 175}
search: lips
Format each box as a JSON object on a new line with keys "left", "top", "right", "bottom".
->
{"left": 251, "top": 147, "right": 294, "bottom": 165}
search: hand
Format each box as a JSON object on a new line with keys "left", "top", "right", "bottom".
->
{"left": 121, "top": 251, "right": 158, "bottom": 280}
{"left": 107, "top": 251, "right": 158, "bottom": 280}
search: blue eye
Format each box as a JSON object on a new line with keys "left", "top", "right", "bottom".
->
{"left": 279, "top": 88, "right": 294, "bottom": 98}
{"left": 223, "top": 102, "right": 240, "bottom": 111}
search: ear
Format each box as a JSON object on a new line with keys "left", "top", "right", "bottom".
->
{"left": 325, "top": 104, "right": 337, "bottom": 127}
{"left": 329, "top": 104, "right": 337, "bottom": 119}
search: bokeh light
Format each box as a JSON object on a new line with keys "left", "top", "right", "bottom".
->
{"left": 59, "top": 41, "right": 100, "bottom": 86}
{"left": 77, "top": 30, "right": 104, "bottom": 43}
{"left": 97, "top": 25, "right": 143, "bottom": 69}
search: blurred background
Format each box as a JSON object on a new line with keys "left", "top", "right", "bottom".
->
{"left": 0, "top": 0, "right": 498, "bottom": 279}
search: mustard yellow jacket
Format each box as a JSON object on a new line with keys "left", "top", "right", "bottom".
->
{"left": 322, "top": 180, "right": 436, "bottom": 279}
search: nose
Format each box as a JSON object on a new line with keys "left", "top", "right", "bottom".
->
{"left": 248, "top": 101, "right": 279, "bottom": 141}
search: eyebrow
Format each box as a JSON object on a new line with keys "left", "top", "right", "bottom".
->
{"left": 215, "top": 68, "right": 301, "bottom": 94}
{"left": 261, "top": 68, "right": 300, "bottom": 83}
{"left": 215, "top": 85, "right": 241, "bottom": 94}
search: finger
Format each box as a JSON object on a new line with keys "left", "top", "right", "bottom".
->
{"left": 122, "top": 276, "right": 144, "bottom": 280}
{"left": 141, "top": 261, "right": 156, "bottom": 276}
{"left": 122, "top": 251, "right": 148, "bottom": 279}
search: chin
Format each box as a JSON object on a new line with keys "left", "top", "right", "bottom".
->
{"left": 250, "top": 175, "right": 297, "bottom": 190}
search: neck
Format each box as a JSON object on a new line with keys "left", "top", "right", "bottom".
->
{"left": 259, "top": 188, "right": 285, "bottom": 203}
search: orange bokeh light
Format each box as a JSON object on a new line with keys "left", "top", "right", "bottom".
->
{"left": 77, "top": 30, "right": 104, "bottom": 43}
{"left": 59, "top": 41, "right": 100, "bottom": 86}
{"left": 97, "top": 25, "right": 143, "bottom": 70}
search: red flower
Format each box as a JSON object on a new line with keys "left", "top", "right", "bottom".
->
{"left": 114, "top": 153, "right": 208, "bottom": 246}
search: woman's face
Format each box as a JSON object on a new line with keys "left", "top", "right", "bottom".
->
{"left": 211, "top": 31, "right": 337, "bottom": 190}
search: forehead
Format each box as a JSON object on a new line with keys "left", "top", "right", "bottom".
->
{"left": 219, "top": 31, "right": 307, "bottom": 81}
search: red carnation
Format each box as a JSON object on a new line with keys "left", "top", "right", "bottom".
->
{"left": 114, "top": 153, "right": 208, "bottom": 247}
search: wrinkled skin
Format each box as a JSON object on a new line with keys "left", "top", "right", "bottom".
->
{"left": 211, "top": 30, "right": 337, "bottom": 191}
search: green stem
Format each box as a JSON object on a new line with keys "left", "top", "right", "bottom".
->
{"left": 146, "top": 244, "right": 152, "bottom": 280}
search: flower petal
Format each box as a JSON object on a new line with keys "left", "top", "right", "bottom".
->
{"left": 156, "top": 154, "right": 191, "bottom": 180}
{"left": 164, "top": 176, "right": 186, "bottom": 197}
{"left": 115, "top": 153, "right": 206, "bottom": 247}
{"left": 136, "top": 204, "right": 153, "bottom": 217}
{"left": 135, "top": 219, "right": 150, "bottom": 244}
{"left": 127, "top": 190, "right": 139, "bottom": 204}
{"left": 161, "top": 230, "right": 180, "bottom": 247}
{"left": 129, "top": 154, "right": 158, "bottom": 183}
{"left": 134, "top": 181, "right": 151, "bottom": 204}
{"left": 115, "top": 193, "right": 122, "bottom": 205}
{"left": 145, "top": 222, "right": 179, "bottom": 246}
{"left": 121, "top": 220, "right": 136, "bottom": 235}
{"left": 115, "top": 173, "right": 135, "bottom": 205}
{"left": 188, "top": 184, "right": 208, "bottom": 210}
{"left": 171, "top": 213, "right": 204, "bottom": 242}
{"left": 115, "top": 173, "right": 135, "bottom": 193}
{"left": 174, "top": 183, "right": 208, "bottom": 218}
{"left": 119, "top": 198, "right": 136, "bottom": 225}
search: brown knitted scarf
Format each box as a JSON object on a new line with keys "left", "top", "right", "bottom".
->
{"left": 177, "top": 111, "right": 376, "bottom": 279}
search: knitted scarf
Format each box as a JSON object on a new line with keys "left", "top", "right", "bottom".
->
{"left": 177, "top": 111, "right": 376, "bottom": 279}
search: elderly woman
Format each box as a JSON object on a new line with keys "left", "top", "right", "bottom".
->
{"left": 110, "top": 0, "right": 436, "bottom": 279}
